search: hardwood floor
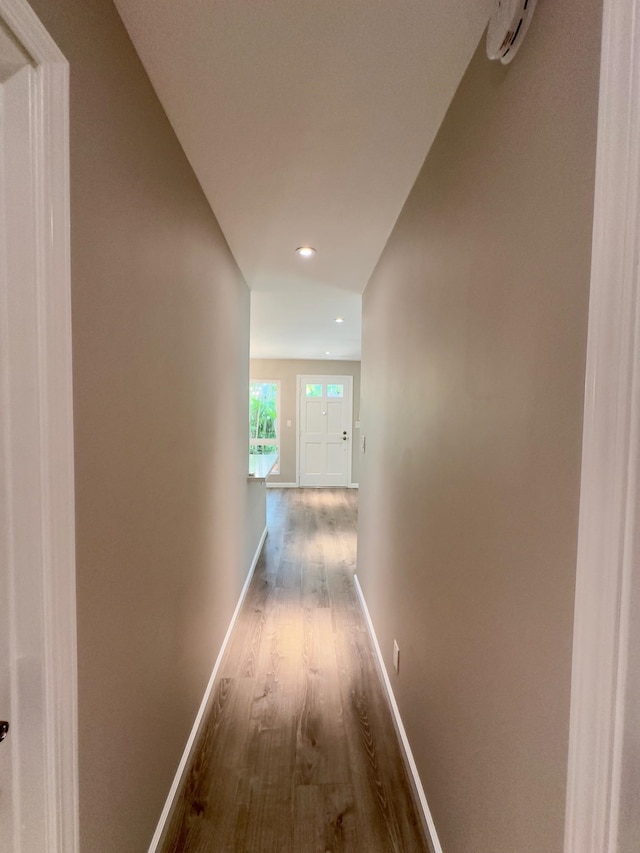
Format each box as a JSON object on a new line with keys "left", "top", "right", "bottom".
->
{"left": 160, "top": 488, "right": 429, "bottom": 853}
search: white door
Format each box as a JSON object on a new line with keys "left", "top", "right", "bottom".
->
{"left": 0, "top": 3, "right": 78, "bottom": 851}
{"left": 298, "top": 375, "right": 353, "bottom": 487}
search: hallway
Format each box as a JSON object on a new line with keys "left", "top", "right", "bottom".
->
{"left": 160, "top": 488, "right": 429, "bottom": 852}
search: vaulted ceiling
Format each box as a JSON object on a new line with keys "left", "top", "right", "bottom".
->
{"left": 114, "top": 0, "right": 494, "bottom": 359}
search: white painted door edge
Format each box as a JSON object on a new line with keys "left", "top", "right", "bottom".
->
{"left": 147, "top": 526, "right": 268, "bottom": 852}
{"left": 564, "top": 1, "right": 640, "bottom": 851}
{"left": 354, "top": 574, "right": 443, "bottom": 853}
{"left": 0, "top": 1, "right": 78, "bottom": 851}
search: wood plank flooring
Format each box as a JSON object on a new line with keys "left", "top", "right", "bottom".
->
{"left": 160, "top": 488, "right": 429, "bottom": 853}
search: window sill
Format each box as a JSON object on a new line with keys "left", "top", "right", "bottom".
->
{"left": 248, "top": 453, "right": 279, "bottom": 480}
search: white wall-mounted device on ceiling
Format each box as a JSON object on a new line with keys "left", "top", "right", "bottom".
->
{"left": 486, "top": 0, "right": 537, "bottom": 65}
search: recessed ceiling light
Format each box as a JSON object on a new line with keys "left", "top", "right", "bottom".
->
{"left": 335, "top": 317, "right": 344, "bottom": 323}
{"left": 325, "top": 351, "right": 331, "bottom": 355}
{"left": 295, "top": 246, "right": 316, "bottom": 258}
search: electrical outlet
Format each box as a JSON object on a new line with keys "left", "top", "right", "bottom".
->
{"left": 393, "top": 639, "right": 400, "bottom": 673}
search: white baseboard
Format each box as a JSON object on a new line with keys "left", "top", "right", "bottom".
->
{"left": 270, "top": 483, "right": 357, "bottom": 489}
{"left": 247, "top": 526, "right": 268, "bottom": 579}
{"left": 353, "top": 574, "right": 443, "bottom": 853}
{"left": 148, "top": 526, "right": 268, "bottom": 852}
{"left": 266, "top": 483, "right": 359, "bottom": 489}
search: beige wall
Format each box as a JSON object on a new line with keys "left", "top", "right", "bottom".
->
{"left": 245, "top": 479, "right": 267, "bottom": 570}
{"left": 29, "top": 1, "right": 250, "bottom": 850}
{"left": 358, "top": 2, "right": 602, "bottom": 852}
{"left": 250, "top": 359, "right": 361, "bottom": 485}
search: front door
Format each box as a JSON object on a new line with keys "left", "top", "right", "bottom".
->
{"left": 298, "top": 375, "right": 353, "bottom": 487}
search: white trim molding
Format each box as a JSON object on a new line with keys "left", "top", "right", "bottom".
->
{"left": 248, "top": 526, "right": 268, "bottom": 579}
{"left": 148, "top": 527, "right": 267, "bottom": 852}
{"left": 565, "top": 1, "right": 640, "bottom": 851}
{"left": 0, "top": 1, "right": 77, "bottom": 851}
{"left": 354, "top": 575, "right": 443, "bottom": 853}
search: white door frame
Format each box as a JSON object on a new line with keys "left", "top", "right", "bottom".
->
{"left": 296, "top": 374, "right": 353, "bottom": 487}
{"left": 564, "top": 1, "right": 640, "bottom": 850}
{"left": 0, "top": 1, "right": 78, "bottom": 851}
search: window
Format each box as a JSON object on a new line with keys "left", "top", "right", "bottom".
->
{"left": 250, "top": 380, "right": 280, "bottom": 473}
{"left": 327, "top": 383, "right": 344, "bottom": 398}
{"left": 305, "top": 383, "right": 322, "bottom": 397}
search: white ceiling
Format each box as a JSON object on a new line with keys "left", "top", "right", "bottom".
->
{"left": 114, "top": 0, "right": 494, "bottom": 360}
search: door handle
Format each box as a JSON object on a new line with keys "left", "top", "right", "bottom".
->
{"left": 0, "top": 721, "right": 8, "bottom": 743}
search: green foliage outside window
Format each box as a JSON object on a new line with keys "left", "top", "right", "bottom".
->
{"left": 249, "top": 443, "right": 278, "bottom": 456}
{"left": 250, "top": 382, "right": 278, "bottom": 455}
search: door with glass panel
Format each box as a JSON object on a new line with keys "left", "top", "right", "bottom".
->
{"left": 297, "top": 376, "right": 353, "bottom": 486}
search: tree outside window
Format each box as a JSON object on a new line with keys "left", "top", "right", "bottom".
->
{"left": 250, "top": 380, "right": 280, "bottom": 472}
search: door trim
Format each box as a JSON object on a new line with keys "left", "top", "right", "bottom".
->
{"left": 0, "top": 1, "right": 78, "bottom": 850}
{"left": 565, "top": 1, "right": 640, "bottom": 850}
{"left": 296, "top": 374, "right": 353, "bottom": 487}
